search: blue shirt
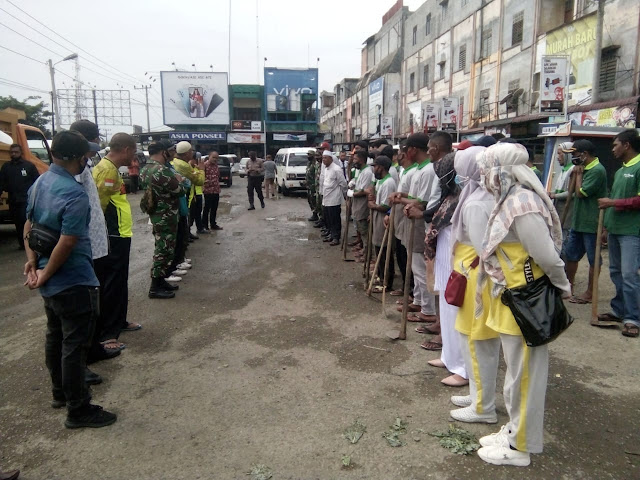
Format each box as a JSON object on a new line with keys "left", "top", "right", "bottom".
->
{"left": 26, "top": 164, "right": 99, "bottom": 297}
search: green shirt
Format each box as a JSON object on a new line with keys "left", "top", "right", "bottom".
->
{"left": 604, "top": 153, "right": 640, "bottom": 235}
{"left": 572, "top": 159, "right": 607, "bottom": 233}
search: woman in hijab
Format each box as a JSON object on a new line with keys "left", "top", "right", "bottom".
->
{"left": 447, "top": 146, "right": 501, "bottom": 424}
{"left": 475, "top": 142, "right": 570, "bottom": 467}
{"left": 422, "top": 153, "right": 469, "bottom": 387}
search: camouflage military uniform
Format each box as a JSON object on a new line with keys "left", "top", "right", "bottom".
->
{"left": 139, "top": 160, "right": 183, "bottom": 279}
{"left": 306, "top": 157, "right": 317, "bottom": 213}
{"left": 314, "top": 158, "right": 323, "bottom": 221}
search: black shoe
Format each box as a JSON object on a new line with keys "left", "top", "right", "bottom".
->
{"left": 86, "top": 346, "right": 121, "bottom": 364}
{"left": 65, "top": 404, "right": 117, "bottom": 429}
{"left": 248, "top": 206, "right": 256, "bottom": 211}
{"left": 189, "top": 233, "right": 199, "bottom": 240}
{"left": 322, "top": 237, "right": 331, "bottom": 242}
{"left": 149, "top": 278, "right": 176, "bottom": 298}
{"left": 308, "top": 214, "right": 319, "bottom": 222}
{"left": 51, "top": 397, "right": 66, "bottom": 409}
{"left": 85, "top": 367, "right": 102, "bottom": 386}
{"left": 261, "top": 201, "right": 265, "bottom": 208}
{"left": 160, "top": 279, "right": 179, "bottom": 291}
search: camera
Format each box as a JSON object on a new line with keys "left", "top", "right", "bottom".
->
{"left": 571, "top": 153, "right": 584, "bottom": 166}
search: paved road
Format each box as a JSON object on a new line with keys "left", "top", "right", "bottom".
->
{"left": 0, "top": 178, "right": 638, "bottom": 479}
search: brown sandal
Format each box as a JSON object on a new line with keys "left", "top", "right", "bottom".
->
{"left": 622, "top": 323, "right": 639, "bottom": 338}
{"left": 420, "top": 339, "right": 443, "bottom": 351}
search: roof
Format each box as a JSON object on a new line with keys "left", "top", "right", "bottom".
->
{"left": 568, "top": 95, "right": 640, "bottom": 113}
{"left": 481, "top": 113, "right": 548, "bottom": 127}
{"left": 356, "top": 48, "right": 403, "bottom": 91}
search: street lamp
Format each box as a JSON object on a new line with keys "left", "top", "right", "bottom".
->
{"left": 48, "top": 53, "right": 78, "bottom": 133}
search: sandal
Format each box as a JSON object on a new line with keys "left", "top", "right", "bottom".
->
{"left": 371, "top": 285, "right": 385, "bottom": 294}
{"left": 598, "top": 312, "right": 622, "bottom": 323}
{"left": 407, "top": 313, "right": 438, "bottom": 323}
{"left": 123, "top": 322, "right": 142, "bottom": 332}
{"left": 420, "top": 339, "right": 443, "bottom": 351}
{"left": 569, "top": 296, "right": 591, "bottom": 304}
{"left": 101, "top": 339, "right": 126, "bottom": 351}
{"left": 390, "top": 290, "right": 404, "bottom": 296}
{"left": 622, "top": 323, "right": 639, "bottom": 338}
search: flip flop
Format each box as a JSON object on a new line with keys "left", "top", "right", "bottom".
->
{"left": 407, "top": 313, "right": 438, "bottom": 323}
{"left": 123, "top": 322, "right": 142, "bottom": 332}
{"left": 390, "top": 290, "right": 404, "bottom": 296}
{"left": 569, "top": 296, "right": 591, "bottom": 304}
{"left": 420, "top": 340, "right": 442, "bottom": 351}
{"left": 622, "top": 323, "right": 639, "bottom": 338}
{"left": 100, "top": 339, "right": 126, "bottom": 351}
{"left": 371, "top": 285, "right": 385, "bottom": 293}
{"left": 598, "top": 312, "right": 622, "bottom": 323}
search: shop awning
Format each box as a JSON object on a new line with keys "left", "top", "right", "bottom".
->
{"left": 568, "top": 95, "right": 640, "bottom": 114}
{"left": 481, "top": 113, "right": 548, "bottom": 128}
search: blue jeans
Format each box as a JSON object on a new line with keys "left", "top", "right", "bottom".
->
{"left": 608, "top": 234, "right": 640, "bottom": 327}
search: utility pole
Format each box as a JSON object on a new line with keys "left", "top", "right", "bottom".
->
{"left": 92, "top": 89, "right": 98, "bottom": 127}
{"left": 135, "top": 85, "right": 151, "bottom": 132}
{"left": 48, "top": 60, "right": 61, "bottom": 134}
{"left": 591, "top": 0, "right": 605, "bottom": 104}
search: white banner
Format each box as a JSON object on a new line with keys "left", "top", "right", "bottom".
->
{"left": 408, "top": 100, "right": 422, "bottom": 133}
{"left": 273, "top": 133, "right": 307, "bottom": 141}
{"left": 367, "top": 77, "right": 384, "bottom": 136}
{"left": 540, "top": 56, "right": 569, "bottom": 114}
{"left": 161, "top": 71, "right": 229, "bottom": 126}
{"left": 423, "top": 102, "right": 439, "bottom": 131}
{"left": 441, "top": 97, "right": 459, "bottom": 130}
{"left": 381, "top": 115, "right": 393, "bottom": 137}
{"left": 227, "top": 132, "right": 265, "bottom": 144}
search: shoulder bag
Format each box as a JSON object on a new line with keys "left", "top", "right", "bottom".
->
{"left": 444, "top": 256, "right": 479, "bottom": 307}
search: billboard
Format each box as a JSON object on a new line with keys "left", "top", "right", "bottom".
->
{"left": 540, "top": 56, "right": 569, "bottom": 114}
{"left": 161, "top": 71, "right": 229, "bottom": 126}
{"left": 545, "top": 14, "right": 596, "bottom": 106}
{"left": 441, "top": 97, "right": 459, "bottom": 131}
{"left": 569, "top": 104, "right": 637, "bottom": 128}
{"left": 264, "top": 68, "right": 318, "bottom": 120}
{"left": 231, "top": 120, "right": 262, "bottom": 131}
{"left": 423, "top": 102, "right": 439, "bottom": 132}
{"left": 368, "top": 77, "right": 384, "bottom": 135}
{"left": 408, "top": 100, "right": 422, "bottom": 134}
{"left": 227, "top": 133, "right": 265, "bottom": 143}
{"left": 381, "top": 115, "right": 394, "bottom": 137}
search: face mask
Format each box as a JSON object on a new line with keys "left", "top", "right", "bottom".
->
{"left": 454, "top": 174, "right": 466, "bottom": 186}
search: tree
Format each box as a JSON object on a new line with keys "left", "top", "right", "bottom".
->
{"left": 0, "top": 95, "right": 52, "bottom": 138}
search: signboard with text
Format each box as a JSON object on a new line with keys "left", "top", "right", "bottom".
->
{"left": 368, "top": 77, "right": 384, "bottom": 135}
{"left": 381, "top": 115, "right": 393, "bottom": 137}
{"left": 161, "top": 71, "right": 229, "bottom": 126}
{"left": 441, "top": 97, "right": 459, "bottom": 131}
{"left": 540, "top": 56, "right": 568, "bottom": 114}
{"left": 423, "top": 102, "right": 439, "bottom": 132}
{"left": 231, "top": 120, "right": 262, "bottom": 131}
{"left": 264, "top": 68, "right": 318, "bottom": 122}
{"left": 227, "top": 132, "right": 265, "bottom": 143}
{"left": 169, "top": 132, "right": 226, "bottom": 141}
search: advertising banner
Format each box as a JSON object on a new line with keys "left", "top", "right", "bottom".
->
{"left": 273, "top": 133, "right": 307, "bottom": 141}
{"left": 368, "top": 77, "right": 384, "bottom": 135}
{"left": 545, "top": 14, "right": 596, "bottom": 105}
{"left": 231, "top": 120, "right": 262, "bottom": 131}
{"left": 423, "top": 102, "right": 439, "bottom": 132}
{"left": 540, "top": 56, "right": 568, "bottom": 114}
{"left": 161, "top": 72, "right": 229, "bottom": 126}
{"left": 169, "top": 132, "right": 226, "bottom": 141}
{"left": 569, "top": 104, "right": 637, "bottom": 128}
{"left": 264, "top": 68, "right": 318, "bottom": 119}
{"left": 408, "top": 100, "right": 422, "bottom": 134}
{"left": 381, "top": 115, "right": 394, "bottom": 137}
{"left": 227, "top": 132, "right": 265, "bottom": 144}
{"left": 441, "top": 97, "right": 459, "bottom": 131}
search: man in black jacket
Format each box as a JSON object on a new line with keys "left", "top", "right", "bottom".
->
{"left": 0, "top": 144, "right": 39, "bottom": 249}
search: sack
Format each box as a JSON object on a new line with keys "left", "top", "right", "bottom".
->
{"left": 27, "top": 222, "right": 60, "bottom": 257}
{"left": 444, "top": 256, "right": 479, "bottom": 307}
{"left": 501, "top": 269, "right": 573, "bottom": 347}
{"left": 140, "top": 185, "right": 157, "bottom": 215}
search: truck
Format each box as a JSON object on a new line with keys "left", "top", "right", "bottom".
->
{"left": 0, "top": 109, "right": 52, "bottom": 223}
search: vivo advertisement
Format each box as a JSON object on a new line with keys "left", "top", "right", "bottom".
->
{"left": 264, "top": 68, "right": 318, "bottom": 121}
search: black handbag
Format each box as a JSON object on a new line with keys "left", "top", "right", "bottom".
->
{"left": 501, "top": 257, "right": 573, "bottom": 347}
{"left": 26, "top": 177, "right": 61, "bottom": 257}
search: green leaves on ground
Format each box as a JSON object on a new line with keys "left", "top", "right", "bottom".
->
{"left": 341, "top": 454, "right": 352, "bottom": 467}
{"left": 429, "top": 424, "right": 481, "bottom": 455}
{"left": 382, "top": 417, "right": 408, "bottom": 447}
{"left": 247, "top": 464, "right": 273, "bottom": 480}
{"left": 343, "top": 419, "right": 367, "bottom": 444}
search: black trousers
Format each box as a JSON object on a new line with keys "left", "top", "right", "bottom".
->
{"left": 323, "top": 205, "right": 341, "bottom": 242}
{"left": 203, "top": 193, "right": 220, "bottom": 229}
{"left": 44, "top": 285, "right": 98, "bottom": 413}
{"left": 189, "top": 194, "right": 203, "bottom": 231}
{"left": 171, "top": 215, "right": 189, "bottom": 270}
{"left": 395, "top": 238, "right": 413, "bottom": 292}
{"left": 376, "top": 245, "right": 395, "bottom": 290}
{"left": 10, "top": 202, "right": 27, "bottom": 249}
{"left": 130, "top": 175, "right": 139, "bottom": 194}
{"left": 93, "top": 236, "right": 131, "bottom": 342}
{"left": 247, "top": 176, "right": 264, "bottom": 206}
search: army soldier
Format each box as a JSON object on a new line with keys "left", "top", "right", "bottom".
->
{"left": 313, "top": 152, "right": 324, "bottom": 228}
{"left": 306, "top": 150, "right": 318, "bottom": 222}
{"left": 140, "top": 140, "right": 184, "bottom": 299}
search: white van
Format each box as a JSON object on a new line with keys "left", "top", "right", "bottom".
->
{"left": 274, "top": 147, "right": 312, "bottom": 195}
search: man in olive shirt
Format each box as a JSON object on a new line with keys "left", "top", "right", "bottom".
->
{"left": 246, "top": 151, "right": 265, "bottom": 210}
{"left": 597, "top": 129, "right": 640, "bottom": 338}
{"left": 563, "top": 140, "right": 607, "bottom": 304}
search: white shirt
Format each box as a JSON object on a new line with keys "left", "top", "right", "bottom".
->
{"left": 389, "top": 165, "right": 399, "bottom": 184}
{"left": 352, "top": 165, "right": 375, "bottom": 221}
{"left": 322, "top": 162, "right": 347, "bottom": 207}
{"left": 372, "top": 175, "right": 397, "bottom": 246}
{"left": 394, "top": 163, "right": 419, "bottom": 242}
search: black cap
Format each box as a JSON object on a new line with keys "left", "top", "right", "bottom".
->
{"left": 380, "top": 145, "right": 394, "bottom": 158}
{"left": 405, "top": 133, "right": 430, "bottom": 150}
{"left": 148, "top": 139, "right": 174, "bottom": 155}
{"left": 354, "top": 140, "right": 369, "bottom": 150}
{"left": 472, "top": 135, "right": 497, "bottom": 147}
{"left": 569, "top": 139, "right": 596, "bottom": 155}
{"left": 51, "top": 130, "right": 90, "bottom": 161}
{"left": 69, "top": 119, "right": 99, "bottom": 142}
{"left": 374, "top": 155, "right": 392, "bottom": 170}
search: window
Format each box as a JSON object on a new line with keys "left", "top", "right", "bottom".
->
{"left": 564, "top": 0, "right": 574, "bottom": 24}
{"left": 508, "top": 79, "right": 520, "bottom": 94}
{"left": 439, "top": 62, "right": 446, "bottom": 80}
{"left": 462, "top": 0, "right": 468, "bottom": 5}
{"left": 477, "top": 89, "right": 490, "bottom": 117}
{"left": 481, "top": 29, "right": 492, "bottom": 58}
{"left": 423, "top": 64, "right": 430, "bottom": 87}
{"left": 458, "top": 44, "right": 467, "bottom": 71}
{"left": 600, "top": 47, "right": 619, "bottom": 92}
{"left": 441, "top": 0, "right": 449, "bottom": 19}
{"left": 412, "top": 25, "right": 417, "bottom": 46}
{"left": 512, "top": 11, "right": 524, "bottom": 46}
{"left": 357, "top": 101, "right": 361, "bottom": 115}
{"left": 409, "top": 73, "right": 415, "bottom": 93}
{"left": 426, "top": 14, "right": 431, "bottom": 35}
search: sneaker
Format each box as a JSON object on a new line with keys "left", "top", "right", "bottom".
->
{"left": 65, "top": 404, "right": 117, "bottom": 429}
{"left": 51, "top": 398, "right": 66, "bottom": 409}
{"left": 248, "top": 206, "right": 256, "bottom": 211}
{"left": 260, "top": 201, "right": 265, "bottom": 208}
{"left": 165, "top": 275, "right": 182, "bottom": 282}
{"left": 477, "top": 445, "right": 531, "bottom": 467}
{"left": 184, "top": 258, "right": 192, "bottom": 263}
{"left": 479, "top": 425, "right": 510, "bottom": 448}
{"left": 189, "top": 232, "right": 199, "bottom": 240}
{"left": 450, "top": 406, "right": 497, "bottom": 424}
{"left": 177, "top": 262, "right": 192, "bottom": 270}
{"left": 451, "top": 395, "right": 472, "bottom": 408}
{"left": 211, "top": 225, "right": 223, "bottom": 230}
{"left": 172, "top": 269, "right": 188, "bottom": 276}
{"left": 197, "top": 229, "right": 209, "bottom": 234}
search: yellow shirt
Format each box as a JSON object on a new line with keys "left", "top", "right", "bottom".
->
{"left": 92, "top": 157, "right": 132, "bottom": 238}
{"left": 171, "top": 159, "right": 204, "bottom": 205}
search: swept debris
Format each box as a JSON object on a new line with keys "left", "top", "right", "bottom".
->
{"left": 429, "top": 424, "right": 481, "bottom": 455}
{"left": 382, "top": 417, "right": 407, "bottom": 447}
{"left": 247, "top": 464, "right": 273, "bottom": 480}
{"left": 343, "top": 419, "right": 366, "bottom": 444}
{"left": 341, "top": 455, "right": 352, "bottom": 467}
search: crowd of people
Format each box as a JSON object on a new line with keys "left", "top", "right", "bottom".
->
{"left": 306, "top": 129, "right": 640, "bottom": 467}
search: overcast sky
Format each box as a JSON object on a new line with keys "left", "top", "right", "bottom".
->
{"left": 0, "top": 0, "right": 424, "bottom": 134}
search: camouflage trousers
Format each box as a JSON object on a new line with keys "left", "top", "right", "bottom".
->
{"left": 307, "top": 187, "right": 317, "bottom": 212}
{"left": 315, "top": 194, "right": 323, "bottom": 219}
{"left": 150, "top": 215, "right": 178, "bottom": 279}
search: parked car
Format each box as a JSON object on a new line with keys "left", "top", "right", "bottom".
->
{"left": 274, "top": 147, "right": 310, "bottom": 195}
{"left": 238, "top": 157, "right": 250, "bottom": 178}
{"left": 219, "top": 154, "right": 238, "bottom": 174}
{"left": 118, "top": 165, "right": 131, "bottom": 193}
{"left": 217, "top": 155, "right": 233, "bottom": 187}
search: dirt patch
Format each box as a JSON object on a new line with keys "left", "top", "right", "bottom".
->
{"left": 333, "top": 336, "right": 411, "bottom": 373}
{"left": 245, "top": 316, "right": 339, "bottom": 351}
